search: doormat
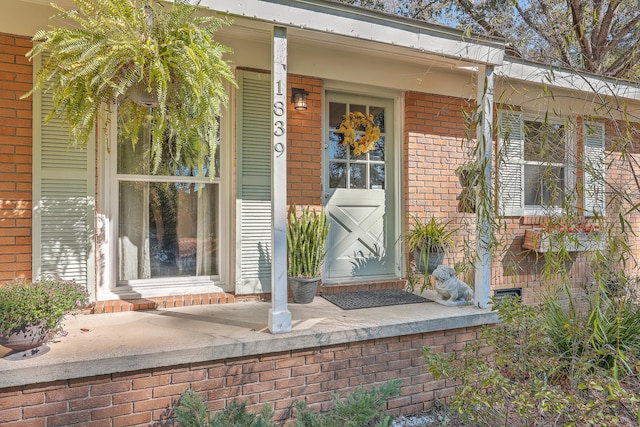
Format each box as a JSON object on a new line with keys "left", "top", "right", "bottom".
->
{"left": 322, "top": 289, "right": 431, "bottom": 310}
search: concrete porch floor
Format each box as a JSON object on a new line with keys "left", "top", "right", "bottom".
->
{"left": 0, "top": 291, "right": 499, "bottom": 389}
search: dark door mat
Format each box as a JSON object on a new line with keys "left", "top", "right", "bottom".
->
{"left": 321, "top": 289, "right": 432, "bottom": 310}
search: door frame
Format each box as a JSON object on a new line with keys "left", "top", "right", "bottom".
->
{"left": 322, "top": 82, "right": 404, "bottom": 283}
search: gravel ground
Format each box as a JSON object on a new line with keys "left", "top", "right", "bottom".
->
{"left": 391, "top": 413, "right": 450, "bottom": 426}
{"left": 390, "top": 403, "right": 464, "bottom": 427}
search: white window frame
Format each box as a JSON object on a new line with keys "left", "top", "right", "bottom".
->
{"left": 522, "top": 113, "right": 576, "bottom": 216}
{"left": 97, "top": 105, "right": 233, "bottom": 300}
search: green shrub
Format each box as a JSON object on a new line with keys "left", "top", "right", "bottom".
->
{"left": 175, "top": 389, "right": 277, "bottom": 427}
{"left": 175, "top": 380, "right": 400, "bottom": 427}
{"left": 423, "top": 295, "right": 640, "bottom": 426}
{"left": 293, "top": 380, "right": 401, "bottom": 427}
{"left": 0, "top": 276, "right": 90, "bottom": 335}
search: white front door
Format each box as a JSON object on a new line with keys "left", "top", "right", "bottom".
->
{"left": 323, "top": 93, "right": 395, "bottom": 281}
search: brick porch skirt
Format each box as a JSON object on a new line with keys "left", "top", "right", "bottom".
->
{"left": 0, "top": 325, "right": 480, "bottom": 426}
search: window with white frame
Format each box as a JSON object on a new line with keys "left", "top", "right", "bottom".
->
{"left": 522, "top": 119, "right": 566, "bottom": 209}
{"left": 115, "top": 121, "right": 221, "bottom": 286}
{"left": 498, "top": 110, "right": 589, "bottom": 216}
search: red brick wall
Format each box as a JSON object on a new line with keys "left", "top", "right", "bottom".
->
{"left": 287, "top": 75, "right": 323, "bottom": 209}
{"left": 0, "top": 327, "right": 483, "bottom": 426}
{"left": 0, "top": 33, "right": 32, "bottom": 282}
{"left": 404, "top": 92, "right": 477, "bottom": 270}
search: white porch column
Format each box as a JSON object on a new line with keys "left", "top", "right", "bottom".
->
{"left": 474, "top": 65, "right": 494, "bottom": 309}
{"left": 269, "top": 26, "right": 292, "bottom": 333}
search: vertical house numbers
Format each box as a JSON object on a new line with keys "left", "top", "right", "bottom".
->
{"left": 273, "top": 77, "right": 286, "bottom": 157}
{"left": 273, "top": 82, "right": 285, "bottom": 157}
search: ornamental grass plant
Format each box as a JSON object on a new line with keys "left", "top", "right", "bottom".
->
{"left": 286, "top": 206, "right": 330, "bottom": 279}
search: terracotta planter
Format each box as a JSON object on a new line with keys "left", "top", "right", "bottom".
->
{"left": 288, "top": 277, "right": 320, "bottom": 304}
{"left": 0, "top": 322, "right": 54, "bottom": 352}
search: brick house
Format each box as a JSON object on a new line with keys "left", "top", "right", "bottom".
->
{"left": 3, "top": 0, "right": 638, "bottom": 316}
{"left": 1, "top": 0, "right": 640, "bottom": 424}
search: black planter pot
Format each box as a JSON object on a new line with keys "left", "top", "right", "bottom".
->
{"left": 288, "top": 277, "right": 320, "bottom": 304}
{"left": 414, "top": 250, "right": 445, "bottom": 275}
{"left": 456, "top": 170, "right": 479, "bottom": 187}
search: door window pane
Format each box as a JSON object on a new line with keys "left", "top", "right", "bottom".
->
{"left": 370, "top": 106, "right": 385, "bottom": 132}
{"left": 370, "top": 165, "right": 385, "bottom": 189}
{"left": 329, "top": 162, "right": 347, "bottom": 188}
{"left": 369, "top": 136, "right": 385, "bottom": 161}
{"left": 329, "top": 132, "right": 347, "bottom": 160}
{"left": 350, "top": 164, "right": 366, "bottom": 189}
{"left": 329, "top": 102, "right": 346, "bottom": 128}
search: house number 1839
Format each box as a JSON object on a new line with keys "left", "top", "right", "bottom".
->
{"left": 273, "top": 100, "right": 285, "bottom": 137}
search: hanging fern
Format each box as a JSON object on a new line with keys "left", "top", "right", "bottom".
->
{"left": 24, "top": 0, "right": 237, "bottom": 177}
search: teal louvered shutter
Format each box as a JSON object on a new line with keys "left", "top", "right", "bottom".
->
{"left": 32, "top": 54, "right": 95, "bottom": 297}
{"left": 498, "top": 110, "right": 524, "bottom": 216}
{"left": 235, "top": 71, "right": 272, "bottom": 294}
{"left": 583, "top": 121, "right": 605, "bottom": 216}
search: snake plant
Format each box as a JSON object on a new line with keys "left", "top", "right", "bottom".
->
{"left": 24, "top": 0, "right": 236, "bottom": 177}
{"left": 287, "top": 206, "right": 330, "bottom": 279}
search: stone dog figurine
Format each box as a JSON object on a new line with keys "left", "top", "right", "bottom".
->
{"left": 432, "top": 264, "right": 473, "bottom": 305}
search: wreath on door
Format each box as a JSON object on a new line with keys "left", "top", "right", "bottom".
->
{"left": 338, "top": 112, "right": 381, "bottom": 155}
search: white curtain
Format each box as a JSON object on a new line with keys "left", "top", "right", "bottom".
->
{"left": 118, "top": 182, "right": 151, "bottom": 280}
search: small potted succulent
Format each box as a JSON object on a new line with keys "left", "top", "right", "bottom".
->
{"left": 0, "top": 276, "right": 90, "bottom": 354}
{"left": 286, "top": 205, "right": 330, "bottom": 304}
{"left": 406, "top": 216, "right": 456, "bottom": 275}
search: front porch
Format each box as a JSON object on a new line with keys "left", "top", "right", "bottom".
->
{"left": 0, "top": 295, "right": 498, "bottom": 425}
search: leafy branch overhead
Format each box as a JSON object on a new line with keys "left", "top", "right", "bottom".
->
{"left": 24, "top": 0, "right": 237, "bottom": 176}
{"left": 342, "top": 0, "right": 640, "bottom": 79}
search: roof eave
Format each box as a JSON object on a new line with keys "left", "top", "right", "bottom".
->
{"left": 200, "top": 0, "right": 505, "bottom": 66}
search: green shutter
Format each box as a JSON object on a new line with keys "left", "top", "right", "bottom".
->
{"left": 236, "top": 71, "right": 272, "bottom": 294}
{"left": 32, "top": 53, "right": 95, "bottom": 297}
{"left": 498, "top": 110, "right": 524, "bottom": 216}
{"left": 583, "top": 121, "right": 605, "bottom": 216}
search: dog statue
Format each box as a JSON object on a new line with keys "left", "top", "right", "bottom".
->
{"left": 432, "top": 265, "right": 473, "bottom": 305}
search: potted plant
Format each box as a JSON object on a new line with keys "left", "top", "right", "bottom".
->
{"left": 286, "top": 206, "right": 330, "bottom": 304}
{"left": 0, "top": 276, "right": 90, "bottom": 355}
{"left": 24, "top": 0, "right": 236, "bottom": 177}
{"left": 455, "top": 162, "right": 480, "bottom": 187}
{"left": 406, "top": 216, "right": 455, "bottom": 275}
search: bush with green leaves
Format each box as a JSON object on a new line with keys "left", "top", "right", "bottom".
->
{"left": 293, "top": 379, "right": 401, "bottom": 427}
{"left": 0, "top": 276, "right": 90, "bottom": 336}
{"left": 176, "top": 390, "right": 277, "bottom": 427}
{"left": 423, "top": 295, "right": 640, "bottom": 427}
{"left": 175, "top": 380, "right": 400, "bottom": 427}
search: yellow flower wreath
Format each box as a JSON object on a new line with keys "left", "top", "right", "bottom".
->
{"left": 338, "top": 112, "right": 381, "bottom": 155}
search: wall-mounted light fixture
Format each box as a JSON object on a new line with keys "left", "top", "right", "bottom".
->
{"left": 291, "top": 88, "right": 309, "bottom": 111}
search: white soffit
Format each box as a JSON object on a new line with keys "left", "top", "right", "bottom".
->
{"left": 200, "top": 0, "right": 505, "bottom": 66}
{"left": 498, "top": 59, "right": 640, "bottom": 102}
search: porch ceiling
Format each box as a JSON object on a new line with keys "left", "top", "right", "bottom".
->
{"left": 202, "top": 0, "right": 505, "bottom": 67}
{"left": 218, "top": 19, "right": 479, "bottom": 77}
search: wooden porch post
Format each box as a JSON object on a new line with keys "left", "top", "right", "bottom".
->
{"left": 269, "top": 26, "right": 292, "bottom": 333}
{"left": 475, "top": 64, "right": 494, "bottom": 309}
